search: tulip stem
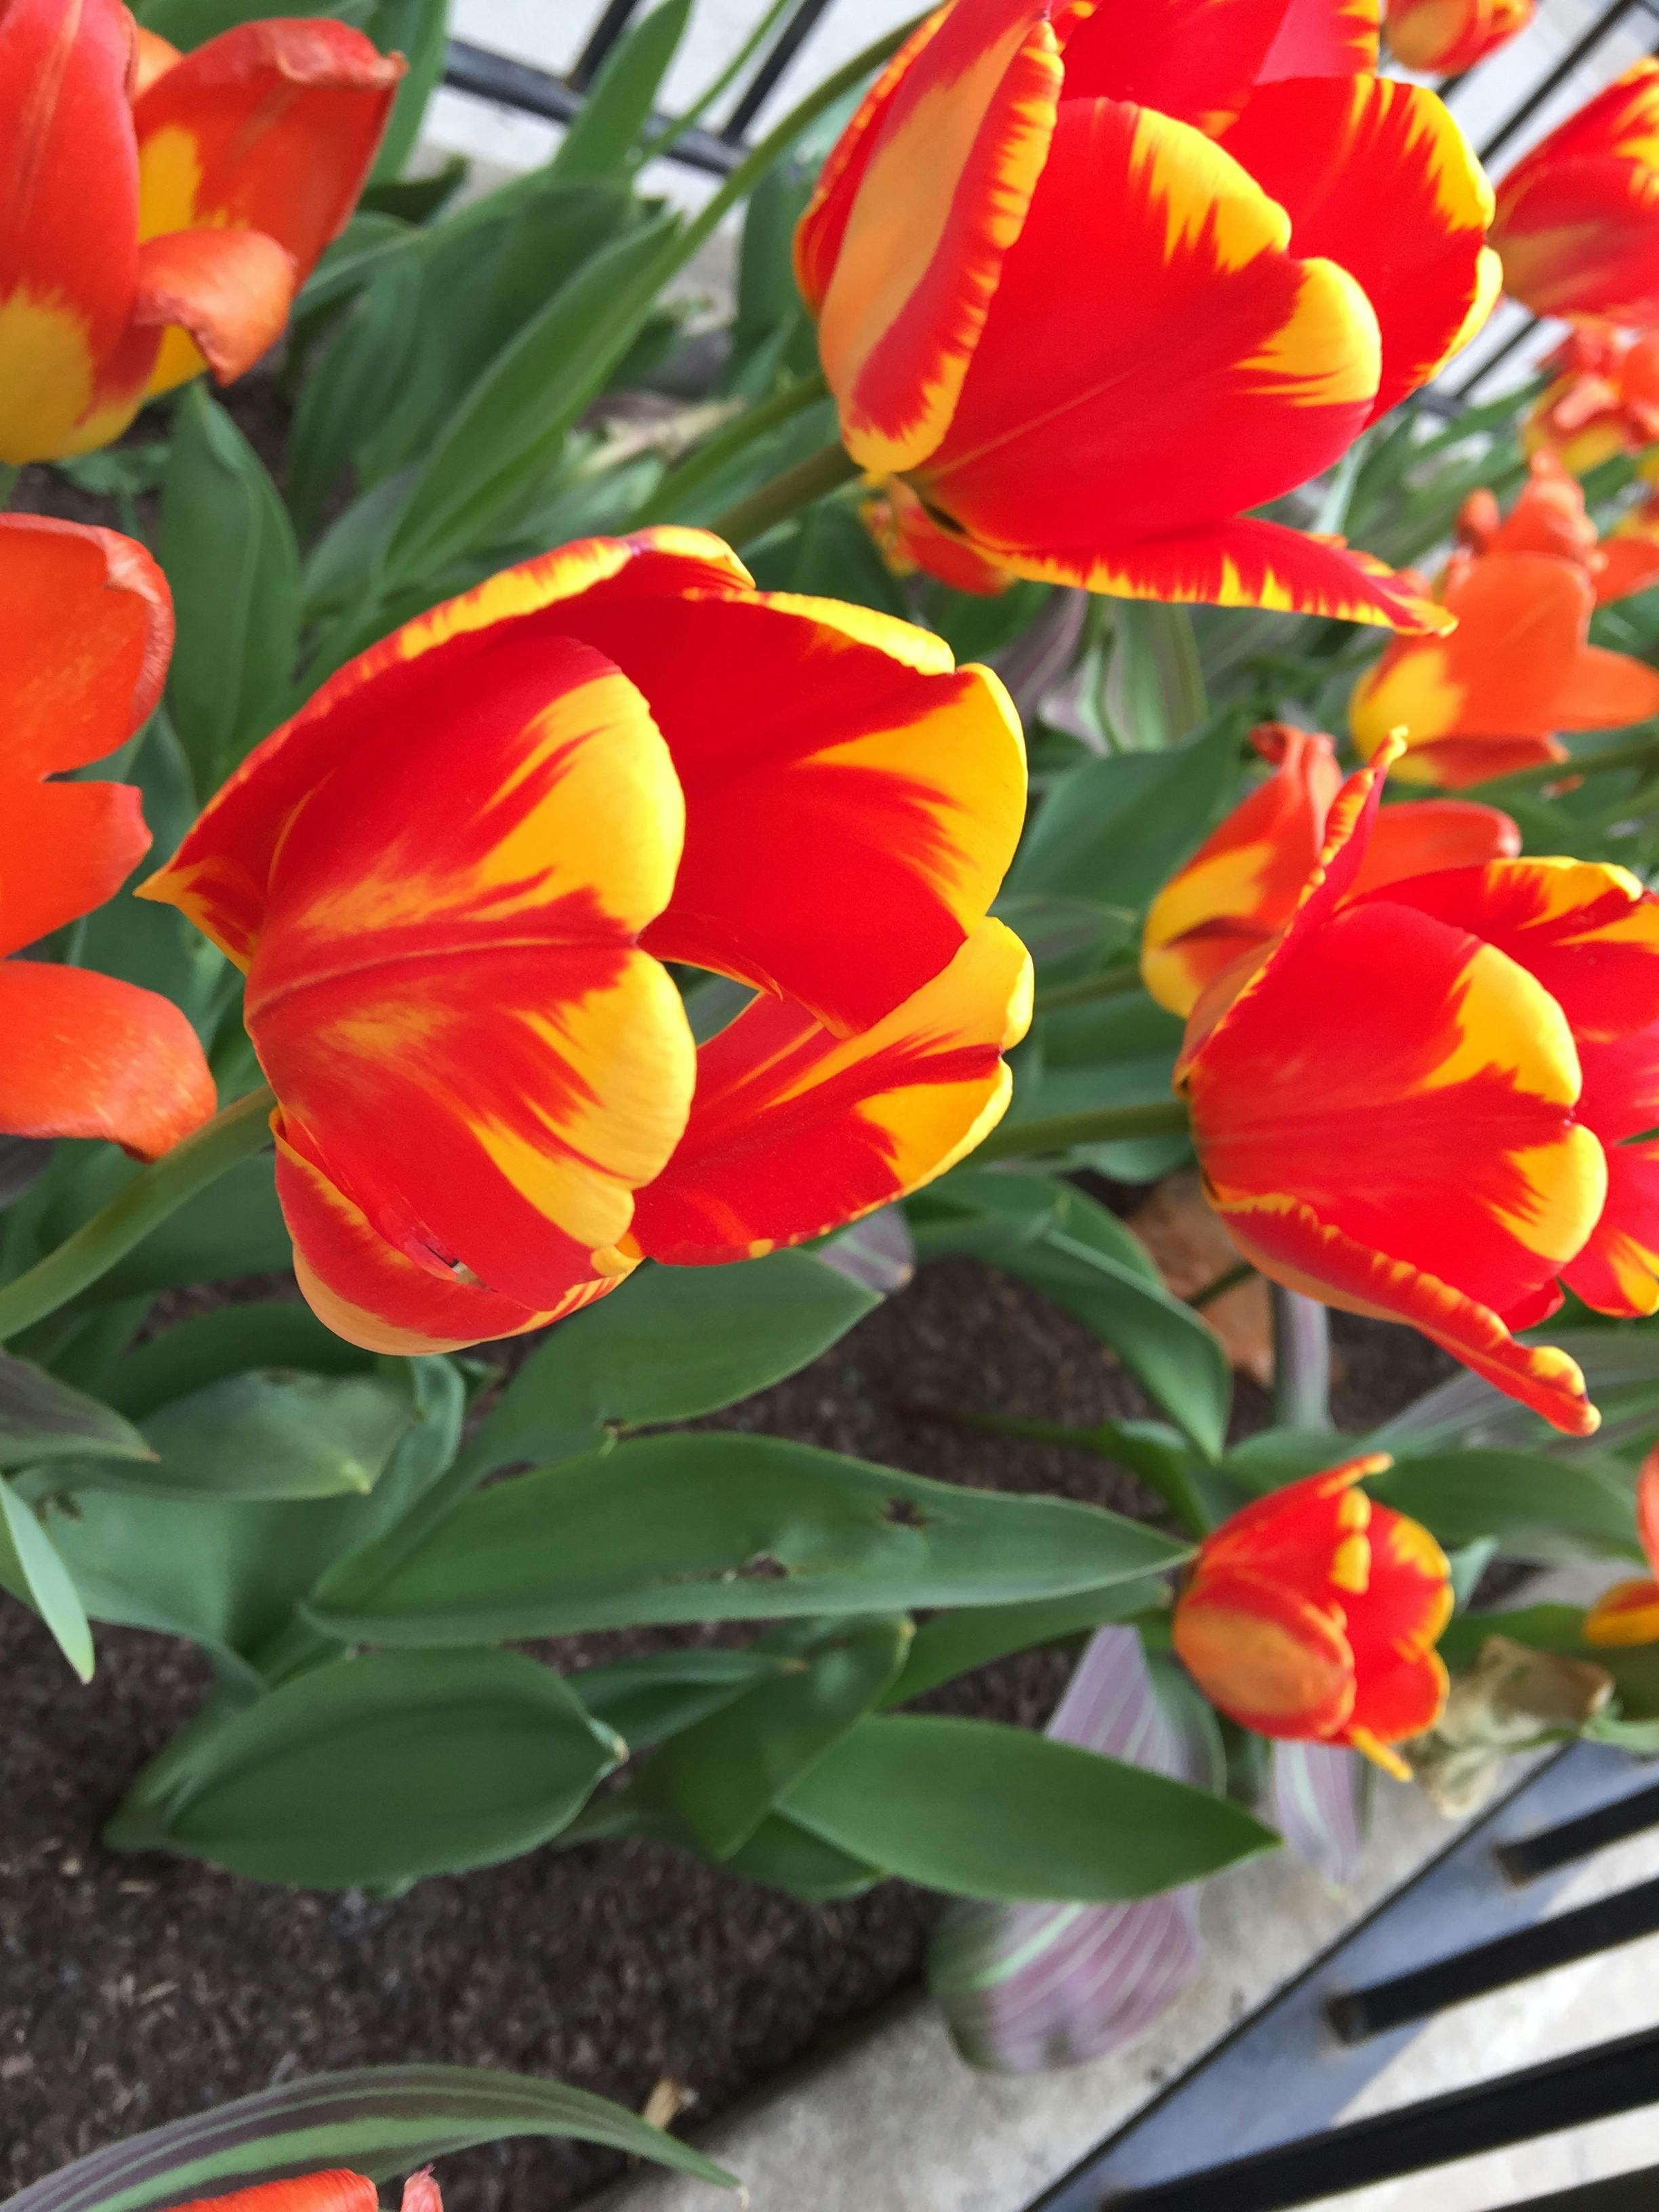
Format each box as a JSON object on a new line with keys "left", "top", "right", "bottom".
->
{"left": 708, "top": 439, "right": 862, "bottom": 548}
{"left": 0, "top": 1086, "right": 276, "bottom": 1344}
{"left": 1033, "top": 964, "right": 1145, "bottom": 1014}
{"left": 0, "top": 464, "right": 18, "bottom": 512}
{"left": 1271, "top": 1284, "right": 1331, "bottom": 1429}
{"left": 631, "top": 370, "right": 832, "bottom": 527}
{"left": 972, "top": 1097, "right": 1189, "bottom": 1163}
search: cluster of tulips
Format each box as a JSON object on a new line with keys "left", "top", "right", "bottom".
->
{"left": 12, "top": 0, "right": 1659, "bottom": 1873}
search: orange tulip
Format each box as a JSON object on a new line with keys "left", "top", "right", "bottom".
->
{"left": 1584, "top": 1445, "right": 1659, "bottom": 1646}
{"left": 1141, "top": 722, "right": 1519, "bottom": 1015}
{"left": 0, "top": 0, "right": 401, "bottom": 464}
{"left": 142, "top": 529, "right": 1031, "bottom": 1353}
{"left": 795, "top": 0, "right": 1492, "bottom": 630}
{"left": 1385, "top": 0, "right": 1532, "bottom": 77}
{"left": 1172, "top": 1456, "right": 1452, "bottom": 1777}
{"left": 165, "top": 2169, "right": 441, "bottom": 2212}
{"left": 1524, "top": 326, "right": 1659, "bottom": 477}
{"left": 1350, "top": 453, "right": 1659, "bottom": 786}
{"left": 1179, "top": 733, "right": 1659, "bottom": 1435}
{"left": 1491, "top": 61, "right": 1659, "bottom": 325}
{"left": 0, "top": 514, "right": 213, "bottom": 1157}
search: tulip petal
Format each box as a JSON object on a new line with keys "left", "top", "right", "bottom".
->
{"left": 1262, "top": 0, "right": 1380, "bottom": 77}
{"left": 925, "top": 98, "right": 1382, "bottom": 564}
{"left": 142, "top": 530, "right": 746, "bottom": 968}
{"left": 167, "top": 2171, "right": 381, "bottom": 2212}
{"left": 1353, "top": 798, "right": 1522, "bottom": 898}
{"left": 1553, "top": 642, "right": 1659, "bottom": 728}
{"left": 1584, "top": 1576, "right": 1659, "bottom": 1647}
{"left": 1345, "top": 1502, "right": 1454, "bottom": 1736}
{"left": 0, "top": 514, "right": 172, "bottom": 776}
{"left": 815, "top": 0, "right": 1064, "bottom": 474}
{"left": 1173, "top": 1565, "right": 1357, "bottom": 1739}
{"left": 0, "top": 781, "right": 149, "bottom": 957}
{"left": 234, "top": 638, "right": 697, "bottom": 1313}
{"left": 274, "top": 1126, "right": 612, "bottom": 1355}
{"left": 132, "top": 224, "right": 295, "bottom": 386}
{"left": 1561, "top": 1133, "right": 1659, "bottom": 1318}
{"left": 1595, "top": 532, "right": 1659, "bottom": 603}
{"left": 863, "top": 474, "right": 1016, "bottom": 595}
{"left": 0, "top": 961, "right": 214, "bottom": 1158}
{"left": 1220, "top": 75, "right": 1494, "bottom": 422}
{"left": 1492, "top": 62, "right": 1659, "bottom": 323}
{"left": 1058, "top": 0, "right": 1296, "bottom": 134}
{"left": 558, "top": 590, "right": 1026, "bottom": 1034}
{"left": 631, "top": 918, "right": 1033, "bottom": 1266}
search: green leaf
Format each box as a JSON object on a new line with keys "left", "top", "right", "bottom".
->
{"left": 0, "top": 1351, "right": 152, "bottom": 1467}
{"left": 1009, "top": 720, "right": 1240, "bottom": 915}
{"left": 1102, "top": 603, "right": 1206, "bottom": 750}
{"left": 645, "top": 1616, "right": 911, "bottom": 1858}
{"left": 159, "top": 386, "right": 301, "bottom": 796}
{"left": 778, "top": 1714, "right": 1277, "bottom": 1902}
{"left": 138, "top": 0, "right": 371, "bottom": 37}
{"left": 365, "top": 0, "right": 451, "bottom": 180}
{"left": 0, "top": 1472, "right": 95, "bottom": 1682}
{"left": 308, "top": 1431, "right": 1189, "bottom": 1642}
{"left": 1371, "top": 1448, "right": 1643, "bottom": 1566}
{"left": 287, "top": 247, "right": 426, "bottom": 539}
{"left": 86, "top": 1151, "right": 289, "bottom": 1301}
{"left": 549, "top": 0, "right": 691, "bottom": 182}
{"left": 722, "top": 1812, "right": 882, "bottom": 1900}
{"left": 466, "top": 1250, "right": 879, "bottom": 1473}
{"left": 111, "top": 1647, "right": 621, "bottom": 1885}
{"left": 575, "top": 1647, "right": 794, "bottom": 1751}
{"left": 100, "top": 1302, "right": 370, "bottom": 1420}
{"left": 884, "top": 1579, "right": 1170, "bottom": 1705}
{"left": 0, "top": 2063, "right": 738, "bottom": 2212}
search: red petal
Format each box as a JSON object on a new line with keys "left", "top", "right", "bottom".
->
{"left": 1584, "top": 1576, "right": 1659, "bottom": 1647}
{"left": 1173, "top": 1564, "right": 1357, "bottom": 1739}
{"left": 133, "top": 224, "right": 295, "bottom": 384}
{"left": 1353, "top": 798, "right": 1521, "bottom": 897}
{"left": 1059, "top": 0, "right": 1292, "bottom": 133}
{"left": 0, "top": 961, "right": 214, "bottom": 1158}
{"left": 166, "top": 2173, "right": 380, "bottom": 2212}
{"left": 1492, "top": 62, "right": 1659, "bottom": 323}
{"left": 0, "top": 514, "right": 172, "bottom": 775}
{"left": 0, "top": 781, "right": 149, "bottom": 957}
{"left": 1262, "top": 0, "right": 1380, "bottom": 77}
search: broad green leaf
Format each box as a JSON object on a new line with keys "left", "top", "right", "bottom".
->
{"left": 308, "top": 1431, "right": 1189, "bottom": 1642}
{"left": 1102, "top": 603, "right": 1206, "bottom": 751}
{"left": 287, "top": 248, "right": 425, "bottom": 539}
{"left": 138, "top": 0, "right": 370, "bottom": 37}
{"left": 87, "top": 1151, "right": 289, "bottom": 1301}
{"left": 110, "top": 1648, "right": 621, "bottom": 1885}
{"left": 646, "top": 1616, "right": 912, "bottom": 1858}
{"left": 0, "top": 2062, "right": 737, "bottom": 2212}
{"left": 575, "top": 1648, "right": 794, "bottom": 1751}
{"left": 779, "top": 1713, "right": 1277, "bottom": 1901}
{"left": 365, "top": 0, "right": 451, "bottom": 179}
{"left": 549, "top": 0, "right": 691, "bottom": 182}
{"left": 0, "top": 1352, "right": 151, "bottom": 1467}
{"left": 100, "top": 1302, "right": 370, "bottom": 1420}
{"left": 722, "top": 1812, "right": 882, "bottom": 1900}
{"left": 1019, "top": 989, "right": 1189, "bottom": 1181}
{"left": 1371, "top": 1448, "right": 1643, "bottom": 1565}
{"left": 466, "top": 1250, "right": 878, "bottom": 1473}
{"left": 0, "top": 1473, "right": 95, "bottom": 1681}
{"left": 298, "top": 211, "right": 417, "bottom": 314}
{"left": 159, "top": 387, "right": 301, "bottom": 796}
{"left": 884, "top": 1579, "right": 1170, "bottom": 1706}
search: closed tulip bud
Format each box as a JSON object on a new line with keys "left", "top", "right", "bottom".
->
{"left": 1492, "top": 61, "right": 1659, "bottom": 325}
{"left": 164, "top": 2170, "right": 440, "bottom": 2212}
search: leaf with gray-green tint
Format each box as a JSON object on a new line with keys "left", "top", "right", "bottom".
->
{"left": 0, "top": 1472, "right": 95, "bottom": 1681}
{"left": 0, "top": 1353, "right": 152, "bottom": 1468}
{"left": 548, "top": 0, "right": 690, "bottom": 182}
{"left": 100, "top": 1303, "right": 370, "bottom": 1420}
{"left": 574, "top": 1648, "right": 794, "bottom": 1751}
{"left": 1370, "top": 1448, "right": 1643, "bottom": 1566}
{"left": 307, "top": 1431, "right": 1189, "bottom": 1643}
{"left": 1008, "top": 720, "right": 1239, "bottom": 914}
{"left": 722, "top": 1812, "right": 882, "bottom": 1900}
{"left": 0, "top": 1137, "right": 52, "bottom": 1210}
{"left": 884, "top": 1579, "right": 1170, "bottom": 1706}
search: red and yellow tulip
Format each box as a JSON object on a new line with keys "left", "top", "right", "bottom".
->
{"left": 1384, "top": 0, "right": 1532, "bottom": 79}
{"left": 1141, "top": 722, "right": 1519, "bottom": 1016}
{"left": 1524, "top": 326, "right": 1659, "bottom": 476}
{"left": 0, "top": 515, "right": 213, "bottom": 1157}
{"left": 1582, "top": 1443, "right": 1659, "bottom": 1645}
{"left": 1350, "top": 453, "right": 1659, "bottom": 787}
{"left": 165, "top": 2169, "right": 441, "bottom": 2212}
{"left": 1490, "top": 61, "right": 1659, "bottom": 325}
{"left": 1172, "top": 1456, "right": 1452, "bottom": 1776}
{"left": 795, "top": 0, "right": 1494, "bottom": 629}
{"left": 1179, "top": 733, "right": 1659, "bottom": 1435}
{"left": 142, "top": 529, "right": 1031, "bottom": 1353}
{"left": 0, "top": 0, "right": 401, "bottom": 465}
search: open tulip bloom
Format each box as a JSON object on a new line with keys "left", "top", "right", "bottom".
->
{"left": 1350, "top": 453, "right": 1659, "bottom": 787}
{"left": 0, "top": 0, "right": 401, "bottom": 464}
{"left": 1178, "top": 732, "right": 1659, "bottom": 1435}
{"left": 142, "top": 529, "right": 1031, "bottom": 1353}
{"left": 1384, "top": 0, "right": 1532, "bottom": 79}
{"left": 1172, "top": 1456, "right": 1452, "bottom": 1776}
{"left": 1525, "top": 325, "right": 1659, "bottom": 478}
{"left": 1492, "top": 60, "right": 1659, "bottom": 326}
{"left": 795, "top": 0, "right": 1494, "bottom": 627}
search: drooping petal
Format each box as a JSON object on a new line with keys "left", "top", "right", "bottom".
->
{"left": 1596, "top": 520, "right": 1659, "bottom": 604}
{"left": 813, "top": 0, "right": 1064, "bottom": 474}
{"left": 563, "top": 590, "right": 1027, "bottom": 1034}
{"left": 1172, "top": 1565, "right": 1357, "bottom": 1740}
{"left": 165, "top": 2170, "right": 382, "bottom": 2212}
{"left": 922, "top": 98, "right": 1383, "bottom": 564}
{"left": 630, "top": 918, "right": 1033, "bottom": 1266}
{"left": 0, "top": 962, "right": 215, "bottom": 1158}
{"left": 131, "top": 224, "right": 295, "bottom": 387}
{"left": 1552, "top": 642, "right": 1659, "bottom": 728}
{"left": 1057, "top": 0, "right": 1296, "bottom": 136}
{"left": 1584, "top": 1576, "right": 1659, "bottom": 1646}
{"left": 0, "top": 781, "right": 150, "bottom": 957}
{"left": 1490, "top": 62, "right": 1659, "bottom": 324}
{"left": 1353, "top": 797, "right": 1522, "bottom": 897}
{"left": 1219, "top": 75, "right": 1494, "bottom": 422}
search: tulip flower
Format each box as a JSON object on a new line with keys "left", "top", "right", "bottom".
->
{"left": 165, "top": 2169, "right": 441, "bottom": 2212}
{"left": 795, "top": 0, "right": 1495, "bottom": 630}
{"left": 1172, "top": 1456, "right": 1452, "bottom": 1776}
{"left": 1491, "top": 61, "right": 1659, "bottom": 325}
{"left": 1385, "top": 0, "right": 1532, "bottom": 78}
{"left": 1584, "top": 1446, "right": 1659, "bottom": 1646}
{"left": 1179, "top": 731, "right": 1659, "bottom": 1434}
{"left": 1524, "top": 327, "right": 1659, "bottom": 477}
{"left": 0, "top": 0, "right": 401, "bottom": 465}
{"left": 142, "top": 529, "right": 1031, "bottom": 1353}
{"left": 0, "top": 515, "right": 213, "bottom": 1157}
{"left": 1141, "top": 722, "right": 1519, "bottom": 1015}
{"left": 1350, "top": 453, "right": 1659, "bottom": 786}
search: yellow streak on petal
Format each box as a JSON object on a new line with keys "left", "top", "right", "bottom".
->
{"left": 1585, "top": 1577, "right": 1659, "bottom": 1646}
{"left": 0, "top": 294, "right": 132, "bottom": 464}
{"left": 1129, "top": 106, "right": 1290, "bottom": 270}
{"left": 1347, "top": 1726, "right": 1412, "bottom": 1780}
{"left": 1330, "top": 1532, "right": 1371, "bottom": 1595}
{"left": 1241, "top": 255, "right": 1381, "bottom": 412}
{"left": 136, "top": 122, "right": 206, "bottom": 239}
{"left": 1142, "top": 840, "right": 1277, "bottom": 1016}
{"left": 1420, "top": 941, "right": 1582, "bottom": 1108}
{"left": 1349, "top": 646, "right": 1462, "bottom": 758}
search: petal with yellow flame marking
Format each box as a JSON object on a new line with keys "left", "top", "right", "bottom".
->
{"left": 1173, "top": 1567, "right": 1357, "bottom": 1740}
{"left": 922, "top": 100, "right": 1381, "bottom": 560}
{"left": 132, "top": 224, "right": 296, "bottom": 387}
{"left": 140, "top": 531, "right": 745, "bottom": 968}
{"left": 1386, "top": 0, "right": 1533, "bottom": 77}
{"left": 1263, "top": 0, "right": 1380, "bottom": 77}
{"left": 1220, "top": 75, "right": 1494, "bottom": 421}
{"left": 0, "top": 962, "right": 215, "bottom": 1158}
{"left": 1346, "top": 1500, "right": 1454, "bottom": 1740}
{"left": 1585, "top": 1576, "right": 1659, "bottom": 1646}
{"left": 862, "top": 474, "right": 1016, "bottom": 595}
{"left": 167, "top": 2171, "right": 382, "bottom": 2212}
{"left": 1492, "top": 62, "right": 1659, "bottom": 323}
{"left": 815, "top": 0, "right": 1063, "bottom": 474}
{"left": 564, "top": 590, "right": 1026, "bottom": 1034}
{"left": 275, "top": 1126, "right": 615, "bottom": 1355}
{"left": 1355, "top": 798, "right": 1521, "bottom": 897}
{"left": 632, "top": 918, "right": 1032, "bottom": 1267}
{"left": 1058, "top": 0, "right": 1298, "bottom": 135}
{"left": 1197, "top": 1457, "right": 1387, "bottom": 1601}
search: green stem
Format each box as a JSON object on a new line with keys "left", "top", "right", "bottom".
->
{"left": 1271, "top": 1284, "right": 1331, "bottom": 1429}
{"left": 0, "top": 462, "right": 19, "bottom": 511}
{"left": 1191, "top": 1258, "right": 1255, "bottom": 1311}
{"left": 1033, "top": 964, "right": 1144, "bottom": 1015}
{"left": 0, "top": 1086, "right": 274, "bottom": 1343}
{"left": 630, "top": 369, "right": 830, "bottom": 527}
{"left": 973, "top": 1097, "right": 1189, "bottom": 1163}
{"left": 708, "top": 438, "right": 861, "bottom": 546}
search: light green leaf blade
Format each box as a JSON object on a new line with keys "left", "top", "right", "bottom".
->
{"left": 0, "top": 1472, "right": 95, "bottom": 1682}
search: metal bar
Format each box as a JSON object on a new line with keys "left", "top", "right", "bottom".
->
{"left": 1447, "top": 313, "right": 1544, "bottom": 403}
{"left": 1067, "top": 2024, "right": 1659, "bottom": 2212}
{"left": 439, "top": 41, "right": 743, "bottom": 174}
{"left": 1505, "top": 2167, "right": 1659, "bottom": 2212}
{"left": 571, "top": 0, "right": 648, "bottom": 89}
{"left": 1329, "top": 1873, "right": 1659, "bottom": 2043}
{"left": 1477, "top": 0, "right": 1644, "bottom": 165}
{"left": 720, "top": 0, "right": 840, "bottom": 139}
{"left": 1499, "top": 1779, "right": 1659, "bottom": 1885}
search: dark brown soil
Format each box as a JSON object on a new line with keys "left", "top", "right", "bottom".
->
{"left": 0, "top": 1256, "right": 1450, "bottom": 2208}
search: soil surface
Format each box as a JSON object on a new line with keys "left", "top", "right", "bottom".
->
{"left": 1, "top": 1257, "right": 1451, "bottom": 2209}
